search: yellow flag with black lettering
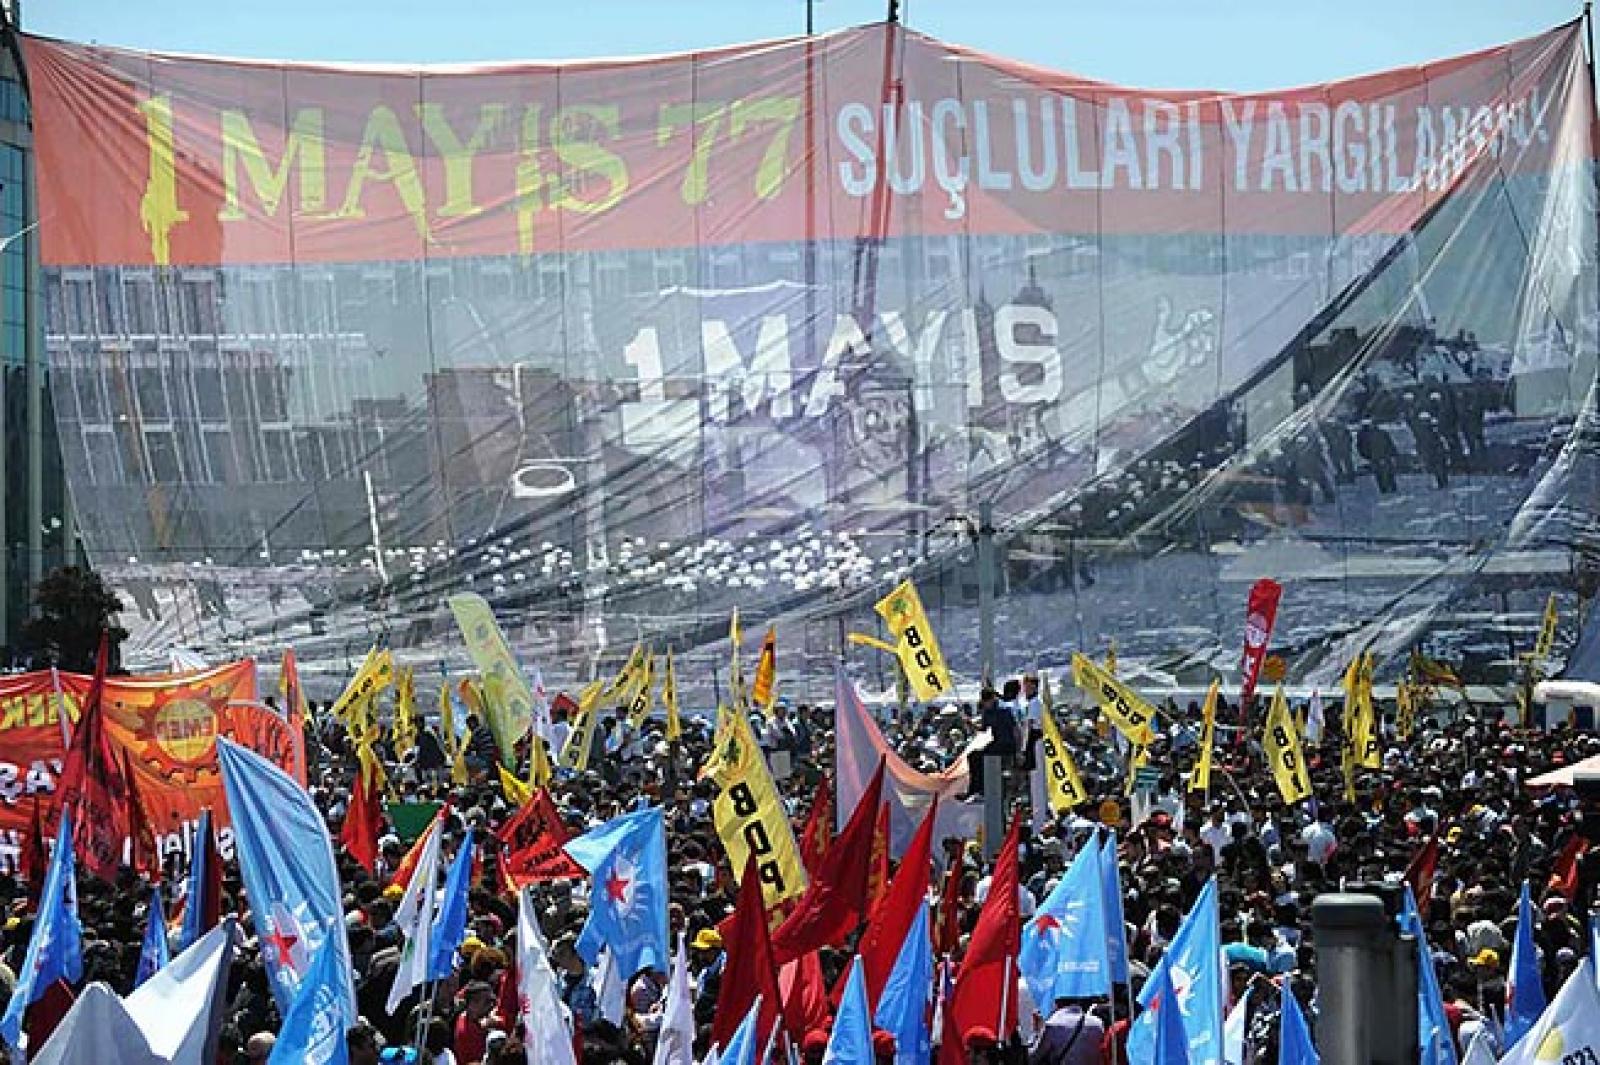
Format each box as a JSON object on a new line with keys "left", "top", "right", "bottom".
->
{"left": 875, "top": 579, "right": 953, "bottom": 702}
{"left": 527, "top": 725, "right": 552, "bottom": 790}
{"left": 391, "top": 666, "right": 417, "bottom": 757}
{"left": 558, "top": 679, "right": 604, "bottom": 772}
{"left": 1188, "top": 680, "right": 1220, "bottom": 793}
{"left": 605, "top": 644, "right": 649, "bottom": 703}
{"left": 700, "top": 703, "right": 807, "bottom": 907}
{"left": 625, "top": 653, "right": 657, "bottom": 729}
{"left": 1263, "top": 686, "right": 1312, "bottom": 803}
{"left": 1535, "top": 593, "right": 1559, "bottom": 660}
{"left": 662, "top": 652, "right": 682, "bottom": 742}
{"left": 750, "top": 627, "right": 778, "bottom": 709}
{"left": 1038, "top": 700, "right": 1089, "bottom": 813}
{"left": 331, "top": 647, "right": 394, "bottom": 724}
{"left": 1070, "top": 653, "right": 1156, "bottom": 746}
{"left": 439, "top": 682, "right": 468, "bottom": 786}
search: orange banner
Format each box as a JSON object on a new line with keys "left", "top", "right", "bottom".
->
{"left": 22, "top": 21, "right": 1586, "bottom": 266}
{"left": 0, "top": 661, "right": 289, "bottom": 873}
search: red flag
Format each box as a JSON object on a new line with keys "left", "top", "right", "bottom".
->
{"left": 1551, "top": 835, "right": 1590, "bottom": 901}
{"left": 799, "top": 776, "right": 833, "bottom": 877}
{"left": 340, "top": 763, "right": 382, "bottom": 873}
{"left": 865, "top": 800, "right": 892, "bottom": 919}
{"left": 122, "top": 748, "right": 159, "bottom": 883}
{"left": 1404, "top": 835, "right": 1440, "bottom": 916}
{"left": 1238, "top": 578, "right": 1283, "bottom": 719}
{"left": 495, "top": 934, "right": 521, "bottom": 1029}
{"left": 20, "top": 795, "right": 45, "bottom": 905}
{"left": 498, "top": 789, "right": 585, "bottom": 886}
{"left": 780, "top": 952, "right": 832, "bottom": 1042}
{"left": 769, "top": 759, "right": 886, "bottom": 965}
{"left": 280, "top": 648, "right": 309, "bottom": 784}
{"left": 859, "top": 799, "right": 936, "bottom": 1008}
{"left": 712, "top": 854, "right": 784, "bottom": 1050}
{"left": 934, "top": 859, "right": 964, "bottom": 957}
{"left": 194, "top": 808, "right": 224, "bottom": 937}
{"left": 946, "top": 816, "right": 1021, "bottom": 1056}
{"left": 55, "top": 632, "right": 131, "bottom": 883}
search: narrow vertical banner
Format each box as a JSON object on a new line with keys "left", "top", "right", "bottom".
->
{"left": 1262, "top": 687, "right": 1312, "bottom": 804}
{"left": 750, "top": 627, "right": 778, "bottom": 709}
{"left": 873, "top": 580, "right": 953, "bottom": 702}
{"left": 1238, "top": 578, "right": 1283, "bottom": 716}
{"left": 448, "top": 592, "right": 536, "bottom": 760}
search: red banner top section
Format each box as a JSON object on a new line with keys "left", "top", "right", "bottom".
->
{"left": 22, "top": 21, "right": 1591, "bottom": 267}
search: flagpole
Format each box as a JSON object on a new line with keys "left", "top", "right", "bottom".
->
{"left": 997, "top": 953, "right": 1012, "bottom": 1041}
{"left": 414, "top": 978, "right": 438, "bottom": 1060}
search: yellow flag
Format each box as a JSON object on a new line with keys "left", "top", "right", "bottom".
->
{"left": 729, "top": 610, "right": 745, "bottom": 704}
{"left": 439, "top": 682, "right": 469, "bottom": 786}
{"left": 1395, "top": 682, "right": 1415, "bottom": 741}
{"left": 1105, "top": 641, "right": 1118, "bottom": 676}
{"left": 874, "top": 579, "right": 953, "bottom": 702}
{"left": 448, "top": 593, "right": 537, "bottom": 756}
{"left": 700, "top": 703, "right": 807, "bottom": 906}
{"left": 605, "top": 644, "right": 648, "bottom": 703}
{"left": 1535, "top": 593, "right": 1559, "bottom": 660}
{"left": 1038, "top": 698, "right": 1088, "bottom": 812}
{"left": 662, "top": 652, "right": 682, "bottom": 742}
{"left": 391, "top": 666, "right": 418, "bottom": 757}
{"left": 331, "top": 647, "right": 394, "bottom": 724}
{"left": 559, "top": 680, "right": 604, "bottom": 772}
{"left": 750, "top": 627, "right": 778, "bottom": 708}
{"left": 1070, "top": 653, "right": 1156, "bottom": 746}
{"left": 625, "top": 653, "right": 657, "bottom": 729}
{"left": 1187, "top": 680, "right": 1220, "bottom": 793}
{"left": 1123, "top": 744, "right": 1149, "bottom": 798}
{"left": 498, "top": 763, "right": 533, "bottom": 807}
{"left": 1263, "top": 686, "right": 1313, "bottom": 803}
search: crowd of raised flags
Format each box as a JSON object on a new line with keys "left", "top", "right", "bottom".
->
{"left": 1, "top": 580, "right": 1598, "bottom": 1065}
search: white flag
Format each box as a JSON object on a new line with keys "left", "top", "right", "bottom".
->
{"left": 591, "top": 947, "right": 627, "bottom": 1025}
{"left": 1460, "top": 1028, "right": 1497, "bottom": 1065}
{"left": 1306, "top": 691, "right": 1325, "bottom": 744}
{"left": 653, "top": 936, "right": 695, "bottom": 1065}
{"left": 1222, "top": 987, "right": 1250, "bottom": 1065}
{"left": 519, "top": 888, "right": 577, "bottom": 1065}
{"left": 386, "top": 814, "right": 445, "bottom": 1015}
{"left": 1501, "top": 957, "right": 1600, "bottom": 1064}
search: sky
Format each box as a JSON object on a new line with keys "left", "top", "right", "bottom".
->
{"left": 22, "top": 1, "right": 1596, "bottom": 91}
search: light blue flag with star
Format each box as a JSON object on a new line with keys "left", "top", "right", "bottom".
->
{"left": 1100, "top": 832, "right": 1130, "bottom": 983}
{"left": 136, "top": 885, "right": 170, "bottom": 988}
{"left": 825, "top": 957, "right": 874, "bottom": 1065}
{"left": 721, "top": 994, "right": 764, "bottom": 1065}
{"left": 1279, "top": 982, "right": 1318, "bottom": 1065}
{"left": 1150, "top": 960, "right": 1191, "bottom": 1065}
{"left": 1019, "top": 840, "right": 1110, "bottom": 1006}
{"left": 269, "top": 936, "right": 353, "bottom": 1065}
{"left": 0, "top": 810, "right": 82, "bottom": 1052}
{"left": 1400, "top": 885, "right": 1459, "bottom": 1065}
{"left": 1508, "top": 880, "right": 1548, "bottom": 1046}
{"left": 564, "top": 806, "right": 669, "bottom": 977}
{"left": 217, "top": 737, "right": 356, "bottom": 1020}
{"left": 427, "top": 831, "right": 476, "bottom": 980}
{"left": 1128, "top": 878, "right": 1222, "bottom": 1065}
{"left": 874, "top": 904, "right": 932, "bottom": 1065}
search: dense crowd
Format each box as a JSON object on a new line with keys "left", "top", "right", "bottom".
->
{"left": 0, "top": 674, "right": 1595, "bottom": 1065}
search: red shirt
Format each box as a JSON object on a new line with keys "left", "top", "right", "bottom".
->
{"left": 454, "top": 1012, "right": 489, "bottom": 1064}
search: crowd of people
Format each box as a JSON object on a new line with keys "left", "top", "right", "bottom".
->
{"left": 1, "top": 664, "right": 1596, "bottom": 1065}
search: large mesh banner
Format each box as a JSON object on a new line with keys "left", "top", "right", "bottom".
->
{"left": 22, "top": 22, "right": 1600, "bottom": 692}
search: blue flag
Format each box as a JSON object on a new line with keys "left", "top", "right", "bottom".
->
{"left": 825, "top": 957, "right": 874, "bottom": 1065}
{"left": 1400, "top": 886, "right": 1458, "bottom": 1065}
{"left": 269, "top": 936, "right": 353, "bottom": 1065}
{"left": 1100, "top": 832, "right": 1130, "bottom": 983}
{"left": 1508, "top": 880, "right": 1548, "bottom": 1046}
{"left": 1128, "top": 879, "right": 1222, "bottom": 1065}
{"left": 564, "top": 806, "right": 670, "bottom": 976}
{"left": 217, "top": 737, "right": 356, "bottom": 1019}
{"left": 721, "top": 994, "right": 764, "bottom": 1065}
{"left": 1149, "top": 961, "right": 1191, "bottom": 1065}
{"left": 1020, "top": 840, "right": 1110, "bottom": 1006}
{"left": 427, "top": 832, "right": 476, "bottom": 981}
{"left": 1279, "top": 982, "right": 1318, "bottom": 1065}
{"left": 875, "top": 905, "right": 933, "bottom": 1065}
{"left": 178, "top": 808, "right": 213, "bottom": 951}
{"left": 136, "top": 885, "right": 171, "bottom": 988}
{"left": 0, "top": 810, "right": 82, "bottom": 1051}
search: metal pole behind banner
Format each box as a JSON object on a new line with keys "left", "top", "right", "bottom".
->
{"left": 977, "top": 499, "right": 996, "bottom": 685}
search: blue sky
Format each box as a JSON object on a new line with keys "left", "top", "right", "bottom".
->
{"left": 24, "top": 1, "right": 1594, "bottom": 91}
